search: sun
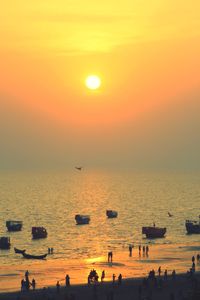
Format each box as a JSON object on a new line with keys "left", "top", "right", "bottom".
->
{"left": 85, "top": 75, "right": 101, "bottom": 90}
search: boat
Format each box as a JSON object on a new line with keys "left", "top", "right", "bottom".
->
{"left": 142, "top": 225, "right": 166, "bottom": 238}
{"left": 106, "top": 210, "right": 118, "bottom": 218}
{"left": 22, "top": 252, "right": 47, "bottom": 260}
{"left": 32, "top": 227, "right": 48, "bottom": 239}
{"left": 6, "top": 220, "right": 23, "bottom": 232}
{"left": 185, "top": 216, "right": 200, "bottom": 234}
{"left": 14, "top": 247, "right": 26, "bottom": 254}
{"left": 0, "top": 237, "right": 11, "bottom": 249}
{"left": 75, "top": 214, "right": 90, "bottom": 225}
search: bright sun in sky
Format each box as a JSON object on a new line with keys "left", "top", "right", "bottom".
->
{"left": 85, "top": 75, "right": 101, "bottom": 90}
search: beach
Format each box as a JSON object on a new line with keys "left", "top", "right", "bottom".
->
{"left": 0, "top": 272, "right": 200, "bottom": 300}
{"left": 0, "top": 242, "right": 200, "bottom": 299}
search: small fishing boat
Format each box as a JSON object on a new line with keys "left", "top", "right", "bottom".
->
{"left": 185, "top": 216, "right": 200, "bottom": 234}
{"left": 106, "top": 210, "right": 118, "bottom": 218}
{"left": 75, "top": 214, "right": 90, "bottom": 225}
{"left": 0, "top": 237, "right": 11, "bottom": 249}
{"left": 32, "top": 227, "right": 48, "bottom": 239}
{"left": 14, "top": 247, "right": 26, "bottom": 254}
{"left": 142, "top": 225, "right": 166, "bottom": 238}
{"left": 22, "top": 252, "right": 47, "bottom": 260}
{"left": 6, "top": 220, "right": 23, "bottom": 232}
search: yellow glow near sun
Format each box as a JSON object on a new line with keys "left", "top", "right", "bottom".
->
{"left": 85, "top": 75, "right": 101, "bottom": 90}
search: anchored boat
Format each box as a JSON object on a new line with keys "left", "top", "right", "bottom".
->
{"left": 75, "top": 214, "right": 90, "bottom": 225}
{"left": 32, "top": 227, "right": 48, "bottom": 239}
{"left": 6, "top": 220, "right": 23, "bottom": 232}
{"left": 142, "top": 225, "right": 166, "bottom": 238}
{"left": 106, "top": 210, "right": 118, "bottom": 218}
{"left": 185, "top": 216, "right": 200, "bottom": 234}
{"left": 0, "top": 237, "right": 11, "bottom": 249}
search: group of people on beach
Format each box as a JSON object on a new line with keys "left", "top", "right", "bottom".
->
{"left": 87, "top": 269, "right": 122, "bottom": 286}
{"left": 21, "top": 270, "right": 36, "bottom": 292}
{"left": 128, "top": 244, "right": 150, "bottom": 257}
{"left": 48, "top": 247, "right": 54, "bottom": 254}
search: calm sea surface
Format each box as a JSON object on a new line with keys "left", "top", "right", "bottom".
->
{"left": 0, "top": 170, "right": 199, "bottom": 270}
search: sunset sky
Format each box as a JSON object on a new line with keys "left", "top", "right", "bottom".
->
{"left": 0, "top": 0, "right": 200, "bottom": 170}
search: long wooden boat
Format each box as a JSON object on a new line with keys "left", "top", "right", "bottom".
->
{"left": 22, "top": 252, "right": 47, "bottom": 260}
{"left": 14, "top": 247, "right": 26, "bottom": 254}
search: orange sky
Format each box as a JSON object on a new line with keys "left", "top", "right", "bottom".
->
{"left": 0, "top": 1, "right": 200, "bottom": 170}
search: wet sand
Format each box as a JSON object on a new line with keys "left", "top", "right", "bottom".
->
{"left": 0, "top": 242, "right": 200, "bottom": 293}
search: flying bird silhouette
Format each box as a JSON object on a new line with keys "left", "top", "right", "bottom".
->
{"left": 75, "top": 167, "right": 83, "bottom": 171}
{"left": 168, "top": 212, "right": 173, "bottom": 217}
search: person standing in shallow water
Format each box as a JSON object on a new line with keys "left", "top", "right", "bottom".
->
{"left": 129, "top": 245, "right": 133, "bottom": 256}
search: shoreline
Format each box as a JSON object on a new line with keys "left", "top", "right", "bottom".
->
{"left": 0, "top": 242, "right": 200, "bottom": 294}
{"left": 0, "top": 272, "right": 199, "bottom": 300}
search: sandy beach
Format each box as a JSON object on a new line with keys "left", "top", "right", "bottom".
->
{"left": 0, "top": 272, "right": 199, "bottom": 300}
{"left": 0, "top": 242, "right": 200, "bottom": 299}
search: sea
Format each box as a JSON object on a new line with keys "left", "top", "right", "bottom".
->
{"left": 0, "top": 170, "right": 199, "bottom": 291}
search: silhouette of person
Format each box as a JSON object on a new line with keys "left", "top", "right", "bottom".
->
{"left": 32, "top": 278, "right": 36, "bottom": 290}
{"left": 101, "top": 270, "right": 105, "bottom": 282}
{"left": 112, "top": 273, "right": 116, "bottom": 284}
{"left": 118, "top": 274, "right": 122, "bottom": 285}
{"left": 56, "top": 281, "right": 60, "bottom": 293}
{"left": 158, "top": 266, "right": 161, "bottom": 276}
{"left": 129, "top": 245, "right": 133, "bottom": 256}
{"left": 65, "top": 274, "right": 70, "bottom": 287}
{"left": 110, "top": 251, "right": 113, "bottom": 263}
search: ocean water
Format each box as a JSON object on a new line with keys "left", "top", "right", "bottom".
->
{"left": 0, "top": 170, "right": 199, "bottom": 291}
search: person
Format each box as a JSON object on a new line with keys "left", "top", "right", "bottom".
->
{"left": 56, "top": 281, "right": 60, "bottom": 293}
{"left": 101, "top": 270, "right": 105, "bottom": 282}
{"left": 48, "top": 248, "right": 51, "bottom": 254}
{"left": 21, "top": 279, "right": 25, "bottom": 292}
{"left": 32, "top": 278, "right": 36, "bottom": 290}
{"left": 129, "top": 245, "right": 133, "bottom": 256}
{"left": 146, "top": 245, "right": 149, "bottom": 255}
{"left": 88, "top": 275, "right": 91, "bottom": 285}
{"left": 51, "top": 248, "right": 54, "bottom": 254}
{"left": 110, "top": 251, "right": 113, "bottom": 262}
{"left": 172, "top": 270, "right": 176, "bottom": 280}
{"left": 139, "top": 245, "right": 141, "bottom": 255}
{"left": 25, "top": 270, "right": 29, "bottom": 281}
{"left": 158, "top": 266, "right": 161, "bottom": 276}
{"left": 192, "top": 262, "right": 195, "bottom": 271}
{"left": 112, "top": 274, "right": 116, "bottom": 284}
{"left": 95, "top": 273, "right": 99, "bottom": 282}
{"left": 197, "top": 254, "right": 200, "bottom": 261}
{"left": 164, "top": 269, "right": 168, "bottom": 280}
{"left": 118, "top": 274, "right": 122, "bottom": 285}
{"left": 65, "top": 274, "right": 70, "bottom": 287}
{"left": 153, "top": 222, "right": 156, "bottom": 227}
{"left": 108, "top": 252, "right": 111, "bottom": 262}
{"left": 142, "top": 246, "right": 145, "bottom": 254}
{"left": 192, "top": 255, "right": 195, "bottom": 263}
